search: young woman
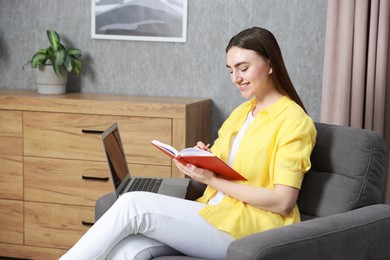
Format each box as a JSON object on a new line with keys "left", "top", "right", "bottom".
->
{"left": 60, "top": 27, "right": 316, "bottom": 260}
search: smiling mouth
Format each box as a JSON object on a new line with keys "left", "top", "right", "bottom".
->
{"left": 238, "top": 83, "right": 250, "bottom": 90}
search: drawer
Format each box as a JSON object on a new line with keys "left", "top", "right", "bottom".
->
{"left": 25, "top": 201, "right": 95, "bottom": 249}
{"left": 0, "top": 110, "right": 22, "bottom": 156}
{"left": 0, "top": 199, "right": 24, "bottom": 244}
{"left": 24, "top": 157, "right": 113, "bottom": 206}
{"left": 24, "top": 157, "right": 172, "bottom": 205}
{"left": 0, "top": 155, "right": 23, "bottom": 200}
{"left": 0, "top": 243, "right": 66, "bottom": 260}
{"left": 23, "top": 111, "right": 172, "bottom": 166}
{"left": 0, "top": 110, "right": 23, "bottom": 200}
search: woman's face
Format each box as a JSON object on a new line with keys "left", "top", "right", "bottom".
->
{"left": 226, "top": 46, "right": 273, "bottom": 99}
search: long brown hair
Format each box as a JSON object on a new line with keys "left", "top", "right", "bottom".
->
{"left": 226, "top": 27, "right": 307, "bottom": 113}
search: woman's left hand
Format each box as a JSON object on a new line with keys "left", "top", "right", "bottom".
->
{"left": 173, "top": 159, "right": 216, "bottom": 185}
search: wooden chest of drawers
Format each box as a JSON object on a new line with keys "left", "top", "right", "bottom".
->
{"left": 0, "top": 89, "right": 211, "bottom": 259}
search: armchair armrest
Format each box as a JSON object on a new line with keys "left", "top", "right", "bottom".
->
{"left": 227, "top": 204, "right": 390, "bottom": 260}
{"left": 95, "top": 192, "right": 117, "bottom": 221}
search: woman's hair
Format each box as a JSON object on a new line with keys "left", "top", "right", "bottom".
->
{"left": 226, "top": 27, "right": 307, "bottom": 113}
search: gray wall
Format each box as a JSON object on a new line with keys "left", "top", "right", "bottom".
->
{"left": 0, "top": 0, "right": 327, "bottom": 142}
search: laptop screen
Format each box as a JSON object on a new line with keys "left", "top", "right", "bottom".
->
{"left": 101, "top": 123, "right": 130, "bottom": 189}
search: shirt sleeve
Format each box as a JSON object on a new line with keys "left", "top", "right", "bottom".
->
{"left": 273, "top": 117, "right": 317, "bottom": 189}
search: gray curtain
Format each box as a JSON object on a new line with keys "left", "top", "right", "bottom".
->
{"left": 320, "top": 0, "right": 390, "bottom": 203}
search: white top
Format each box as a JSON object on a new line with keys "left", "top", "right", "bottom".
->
{"left": 208, "top": 111, "right": 255, "bottom": 205}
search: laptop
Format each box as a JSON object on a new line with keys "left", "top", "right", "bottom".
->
{"left": 101, "top": 123, "right": 190, "bottom": 198}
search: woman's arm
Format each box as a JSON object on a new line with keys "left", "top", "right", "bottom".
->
{"left": 173, "top": 160, "right": 299, "bottom": 216}
{"left": 209, "top": 177, "right": 299, "bottom": 216}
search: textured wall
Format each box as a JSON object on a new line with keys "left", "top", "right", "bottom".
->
{"left": 0, "top": 0, "right": 327, "bottom": 142}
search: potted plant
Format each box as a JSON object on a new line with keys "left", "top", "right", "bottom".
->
{"left": 24, "top": 30, "right": 83, "bottom": 94}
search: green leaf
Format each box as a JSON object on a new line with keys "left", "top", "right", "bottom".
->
{"left": 66, "top": 48, "right": 81, "bottom": 58}
{"left": 53, "top": 64, "right": 61, "bottom": 76}
{"left": 72, "top": 59, "right": 83, "bottom": 75}
{"left": 63, "top": 55, "right": 72, "bottom": 72}
{"left": 36, "top": 48, "right": 49, "bottom": 55}
{"left": 51, "top": 46, "right": 65, "bottom": 66}
{"left": 31, "top": 53, "right": 47, "bottom": 67}
{"left": 47, "top": 30, "right": 61, "bottom": 50}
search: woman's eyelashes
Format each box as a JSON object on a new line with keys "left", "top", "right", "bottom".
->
{"left": 227, "top": 67, "right": 248, "bottom": 74}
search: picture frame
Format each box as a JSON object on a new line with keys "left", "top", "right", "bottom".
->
{"left": 91, "top": 0, "right": 188, "bottom": 43}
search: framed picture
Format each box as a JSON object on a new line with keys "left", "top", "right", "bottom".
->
{"left": 91, "top": 0, "right": 188, "bottom": 43}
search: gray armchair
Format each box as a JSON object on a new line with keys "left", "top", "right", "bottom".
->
{"left": 95, "top": 122, "right": 390, "bottom": 259}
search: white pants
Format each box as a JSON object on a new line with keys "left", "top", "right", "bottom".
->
{"left": 60, "top": 192, "right": 234, "bottom": 260}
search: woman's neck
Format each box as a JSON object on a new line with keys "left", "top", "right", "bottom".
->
{"left": 253, "top": 91, "right": 283, "bottom": 116}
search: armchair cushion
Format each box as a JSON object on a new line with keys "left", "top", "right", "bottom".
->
{"left": 297, "top": 122, "right": 387, "bottom": 219}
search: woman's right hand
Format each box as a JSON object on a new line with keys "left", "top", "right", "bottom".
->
{"left": 195, "top": 141, "right": 211, "bottom": 152}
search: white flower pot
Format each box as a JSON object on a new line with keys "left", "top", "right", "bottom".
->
{"left": 35, "top": 65, "right": 67, "bottom": 94}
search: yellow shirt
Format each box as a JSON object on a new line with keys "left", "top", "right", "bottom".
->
{"left": 196, "top": 96, "right": 317, "bottom": 239}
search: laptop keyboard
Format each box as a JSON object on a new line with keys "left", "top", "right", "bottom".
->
{"left": 127, "top": 178, "right": 162, "bottom": 193}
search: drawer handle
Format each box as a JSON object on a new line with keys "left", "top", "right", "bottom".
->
{"left": 81, "top": 129, "right": 104, "bottom": 134}
{"left": 82, "top": 175, "right": 109, "bottom": 182}
{"left": 82, "top": 220, "right": 95, "bottom": 226}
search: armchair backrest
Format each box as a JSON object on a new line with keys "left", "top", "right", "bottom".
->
{"left": 298, "top": 122, "right": 387, "bottom": 220}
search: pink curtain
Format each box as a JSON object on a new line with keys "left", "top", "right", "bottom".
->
{"left": 321, "top": 0, "right": 390, "bottom": 203}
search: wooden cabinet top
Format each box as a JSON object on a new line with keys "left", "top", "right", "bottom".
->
{"left": 0, "top": 89, "right": 211, "bottom": 119}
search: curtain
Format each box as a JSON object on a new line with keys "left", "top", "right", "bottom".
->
{"left": 321, "top": 0, "right": 390, "bottom": 203}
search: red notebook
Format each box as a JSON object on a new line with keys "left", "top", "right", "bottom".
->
{"left": 151, "top": 140, "right": 246, "bottom": 181}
